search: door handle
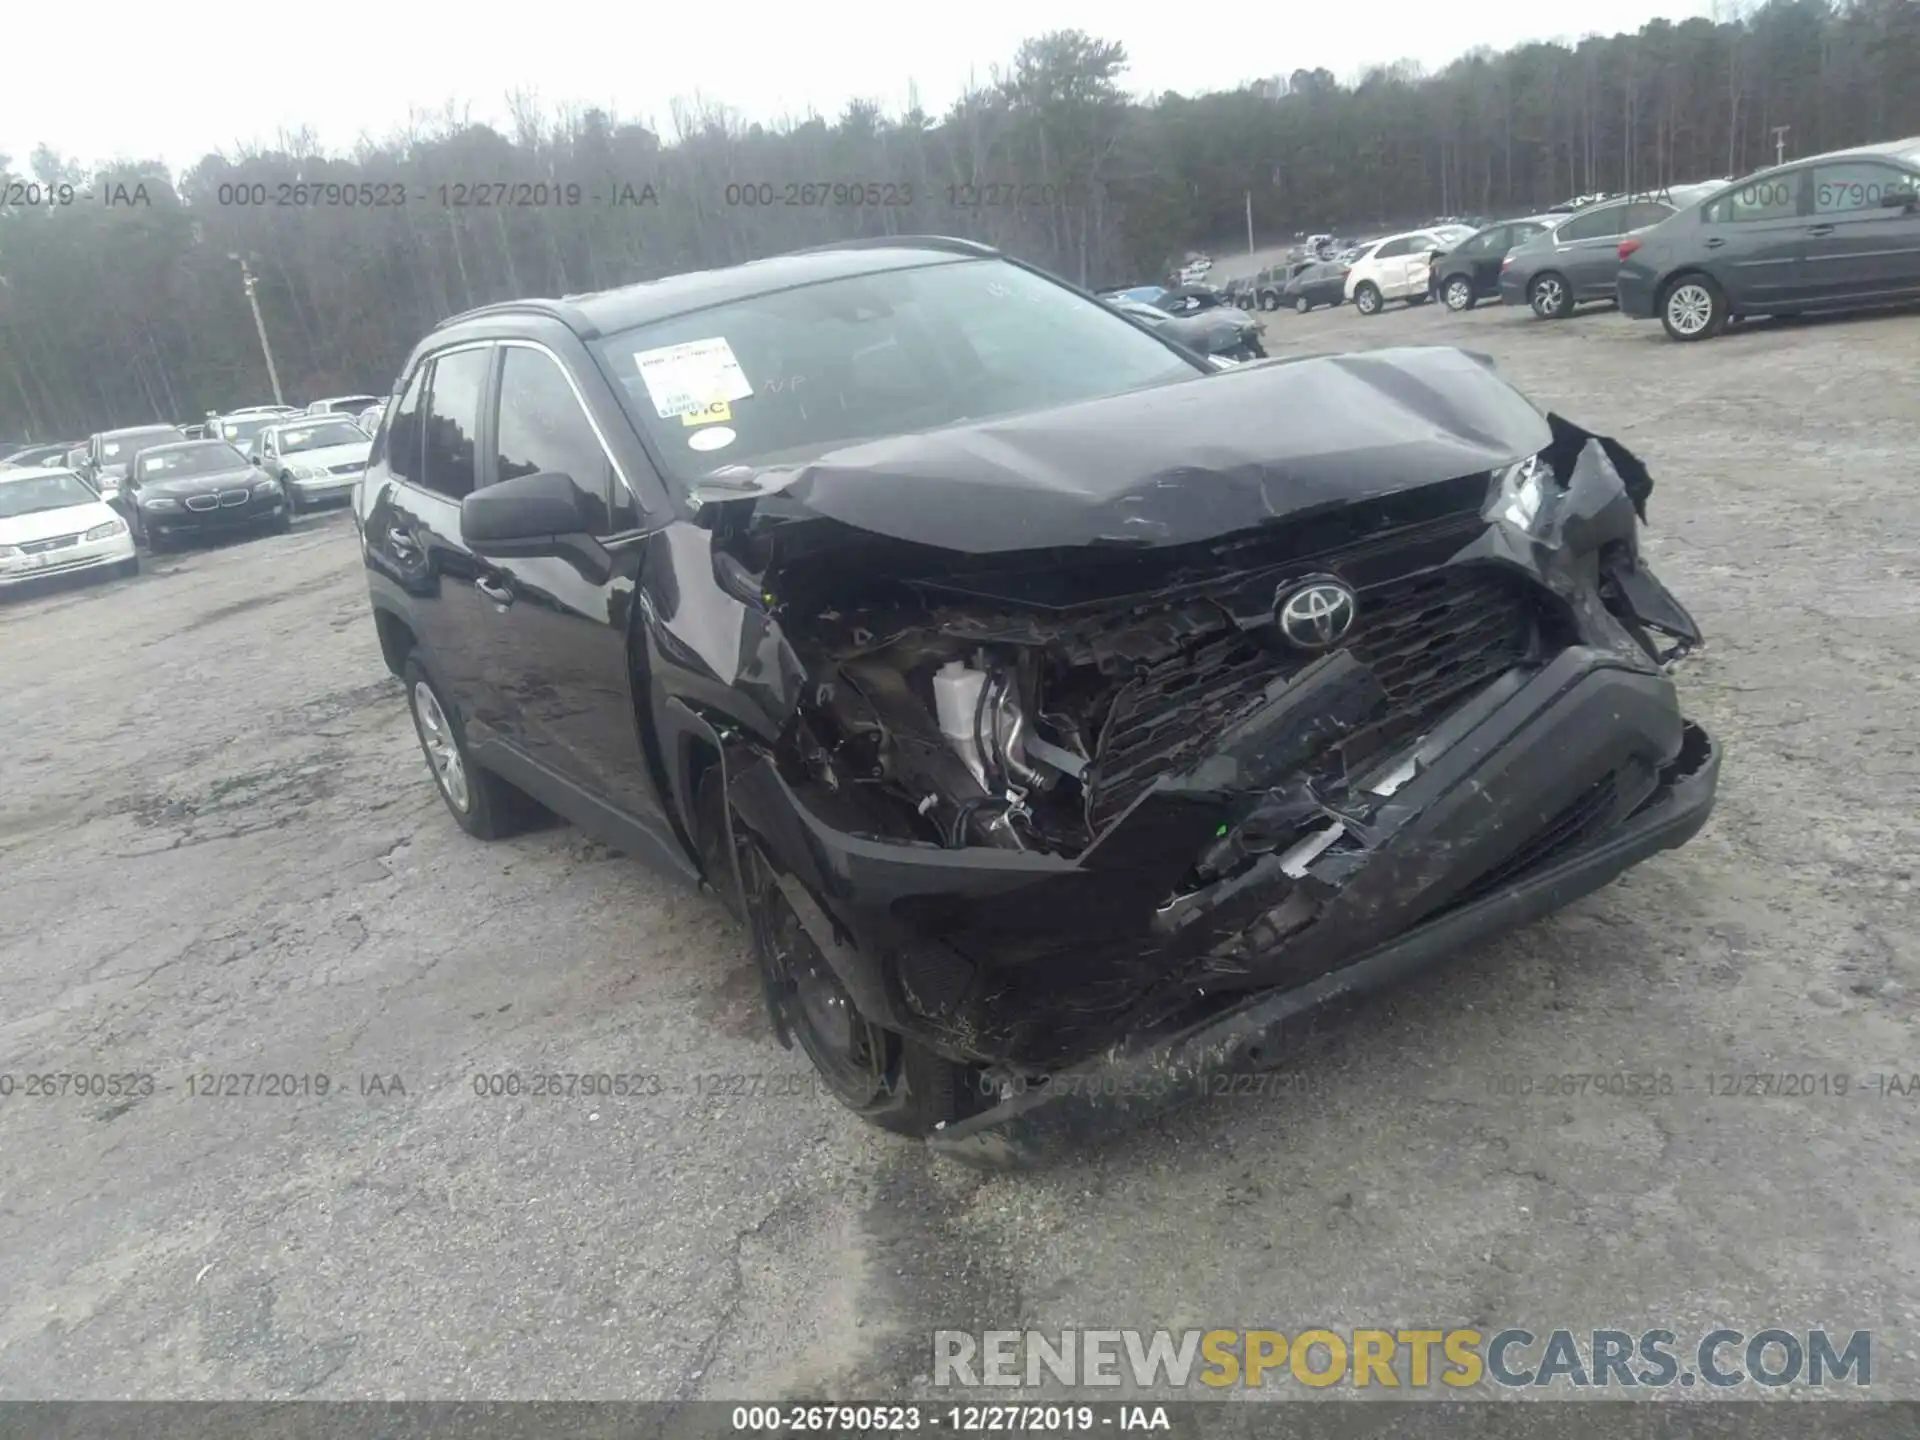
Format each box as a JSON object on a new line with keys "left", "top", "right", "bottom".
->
{"left": 1703, "top": 237, "right": 1725, "bottom": 248}
{"left": 475, "top": 575, "right": 514, "bottom": 607}
{"left": 1806, "top": 224, "right": 1835, "bottom": 237}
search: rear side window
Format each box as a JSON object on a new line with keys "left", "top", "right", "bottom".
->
{"left": 1623, "top": 202, "right": 1675, "bottom": 230}
{"left": 378, "top": 368, "right": 428, "bottom": 488}
{"left": 1374, "top": 237, "right": 1412, "bottom": 259}
{"left": 1555, "top": 205, "right": 1628, "bottom": 241}
{"left": 1703, "top": 175, "right": 1800, "bottom": 223}
{"left": 419, "top": 347, "right": 493, "bottom": 500}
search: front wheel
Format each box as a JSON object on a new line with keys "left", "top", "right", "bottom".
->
{"left": 1529, "top": 273, "right": 1573, "bottom": 320}
{"left": 1660, "top": 274, "right": 1727, "bottom": 342}
{"left": 1294, "top": 295, "right": 1311, "bottom": 314}
{"left": 1353, "top": 282, "right": 1382, "bottom": 316}
{"left": 742, "top": 840, "right": 979, "bottom": 1138}
{"left": 1443, "top": 275, "right": 1476, "bottom": 311}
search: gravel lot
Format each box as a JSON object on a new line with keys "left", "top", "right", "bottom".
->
{"left": 3, "top": 297, "right": 1917, "bottom": 1403}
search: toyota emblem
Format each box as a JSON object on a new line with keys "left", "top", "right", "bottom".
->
{"left": 1275, "top": 576, "right": 1358, "bottom": 650}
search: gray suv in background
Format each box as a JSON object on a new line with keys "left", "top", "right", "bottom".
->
{"left": 1499, "top": 185, "right": 1721, "bottom": 319}
{"left": 1617, "top": 137, "right": 1920, "bottom": 341}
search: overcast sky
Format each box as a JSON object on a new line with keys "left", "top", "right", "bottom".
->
{"left": 8, "top": 1, "right": 1715, "bottom": 175}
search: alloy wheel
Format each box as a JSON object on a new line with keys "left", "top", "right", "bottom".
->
{"left": 411, "top": 681, "right": 470, "bottom": 813}
{"left": 1445, "top": 278, "right": 1473, "bottom": 310}
{"left": 1666, "top": 283, "right": 1715, "bottom": 337}
{"left": 1531, "top": 277, "right": 1565, "bottom": 317}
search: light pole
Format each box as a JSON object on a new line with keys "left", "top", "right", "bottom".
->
{"left": 228, "top": 252, "right": 284, "bottom": 406}
{"left": 1771, "top": 126, "right": 1790, "bottom": 166}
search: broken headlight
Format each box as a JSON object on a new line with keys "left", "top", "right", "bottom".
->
{"left": 1491, "top": 451, "right": 1553, "bottom": 536}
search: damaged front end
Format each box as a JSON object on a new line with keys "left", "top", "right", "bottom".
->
{"left": 662, "top": 347, "right": 1719, "bottom": 1163}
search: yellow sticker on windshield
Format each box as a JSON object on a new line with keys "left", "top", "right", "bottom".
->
{"left": 682, "top": 399, "right": 732, "bottom": 426}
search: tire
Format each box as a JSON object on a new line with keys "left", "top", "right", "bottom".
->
{"left": 1294, "top": 295, "right": 1311, "bottom": 314}
{"left": 1260, "top": 292, "right": 1279, "bottom": 311}
{"left": 1659, "top": 273, "right": 1727, "bottom": 342}
{"left": 281, "top": 477, "right": 302, "bottom": 518}
{"left": 1353, "top": 282, "right": 1383, "bottom": 316}
{"left": 270, "top": 509, "right": 292, "bottom": 535}
{"left": 741, "top": 838, "right": 978, "bottom": 1139}
{"left": 142, "top": 517, "right": 170, "bottom": 555}
{"left": 402, "top": 654, "right": 533, "bottom": 840}
{"left": 1443, "top": 275, "right": 1476, "bottom": 312}
{"left": 1529, "top": 272, "right": 1573, "bottom": 320}
{"left": 116, "top": 555, "right": 140, "bottom": 579}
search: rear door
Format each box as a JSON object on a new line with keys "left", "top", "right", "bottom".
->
{"left": 1487, "top": 223, "right": 1542, "bottom": 291}
{"left": 363, "top": 343, "right": 502, "bottom": 735}
{"left": 1692, "top": 174, "right": 1810, "bottom": 307}
{"left": 1551, "top": 204, "right": 1632, "bottom": 298}
{"left": 1802, "top": 158, "right": 1920, "bottom": 302}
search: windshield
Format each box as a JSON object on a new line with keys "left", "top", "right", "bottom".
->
{"left": 217, "top": 415, "right": 276, "bottom": 447}
{"left": 0, "top": 471, "right": 100, "bottom": 519}
{"left": 277, "top": 421, "right": 368, "bottom": 453}
{"left": 593, "top": 257, "right": 1199, "bottom": 487}
{"left": 99, "top": 428, "right": 186, "bottom": 469}
{"left": 137, "top": 443, "right": 248, "bottom": 478}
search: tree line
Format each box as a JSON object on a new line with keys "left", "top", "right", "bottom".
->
{"left": 2, "top": 0, "right": 1917, "bottom": 442}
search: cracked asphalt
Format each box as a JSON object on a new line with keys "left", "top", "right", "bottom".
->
{"left": 2, "top": 297, "right": 1917, "bottom": 1404}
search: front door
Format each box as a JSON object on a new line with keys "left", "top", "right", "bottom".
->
{"left": 470, "top": 339, "right": 681, "bottom": 856}
{"left": 1802, "top": 159, "right": 1920, "bottom": 302}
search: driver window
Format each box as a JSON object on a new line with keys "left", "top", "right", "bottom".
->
{"left": 1375, "top": 237, "right": 1411, "bottom": 259}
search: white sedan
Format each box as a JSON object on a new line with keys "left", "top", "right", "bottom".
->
{"left": 0, "top": 467, "right": 138, "bottom": 590}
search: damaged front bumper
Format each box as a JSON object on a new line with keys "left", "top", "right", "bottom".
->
{"left": 728, "top": 628, "right": 1718, "bottom": 1157}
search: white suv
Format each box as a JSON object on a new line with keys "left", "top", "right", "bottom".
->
{"left": 1344, "top": 230, "right": 1447, "bottom": 315}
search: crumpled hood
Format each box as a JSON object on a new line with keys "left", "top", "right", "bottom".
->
{"left": 703, "top": 345, "right": 1554, "bottom": 553}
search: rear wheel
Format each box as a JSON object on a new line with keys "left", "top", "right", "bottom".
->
{"left": 1660, "top": 274, "right": 1727, "bottom": 342}
{"left": 402, "top": 655, "right": 534, "bottom": 840}
{"left": 1529, "top": 273, "right": 1573, "bottom": 319}
{"left": 1353, "top": 282, "right": 1383, "bottom": 316}
{"left": 1443, "top": 275, "right": 1476, "bottom": 311}
{"left": 741, "top": 837, "right": 978, "bottom": 1138}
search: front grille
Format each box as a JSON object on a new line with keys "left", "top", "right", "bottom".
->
{"left": 184, "top": 493, "right": 219, "bottom": 511}
{"left": 219, "top": 488, "right": 251, "bottom": 507}
{"left": 1087, "top": 566, "right": 1535, "bottom": 833}
{"left": 327, "top": 461, "right": 364, "bottom": 476}
{"left": 19, "top": 534, "right": 81, "bottom": 555}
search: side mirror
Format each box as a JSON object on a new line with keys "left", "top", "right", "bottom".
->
{"left": 461, "top": 470, "right": 591, "bottom": 556}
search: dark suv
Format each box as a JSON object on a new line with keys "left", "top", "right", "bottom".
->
{"left": 355, "top": 236, "right": 1719, "bottom": 1164}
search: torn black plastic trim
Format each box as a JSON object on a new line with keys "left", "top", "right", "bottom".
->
{"left": 927, "top": 722, "right": 1721, "bottom": 1170}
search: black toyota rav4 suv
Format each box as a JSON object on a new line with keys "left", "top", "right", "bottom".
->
{"left": 355, "top": 236, "right": 1719, "bottom": 1165}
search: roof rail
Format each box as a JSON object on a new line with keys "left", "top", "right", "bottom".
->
{"left": 432, "top": 297, "right": 598, "bottom": 338}
{"left": 781, "top": 234, "right": 1001, "bottom": 260}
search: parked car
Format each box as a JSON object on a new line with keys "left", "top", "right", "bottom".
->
{"left": 123, "top": 440, "right": 288, "bottom": 552}
{"left": 352, "top": 234, "right": 1716, "bottom": 1157}
{"left": 1157, "top": 283, "right": 1235, "bottom": 315}
{"left": 355, "top": 401, "right": 386, "bottom": 434}
{"left": 1177, "top": 254, "right": 1213, "bottom": 284}
{"left": 1429, "top": 216, "right": 1555, "bottom": 311}
{"left": 247, "top": 416, "right": 373, "bottom": 514}
{"left": 0, "top": 466, "right": 137, "bottom": 590}
{"left": 180, "top": 423, "right": 208, "bottom": 440}
{"left": 305, "top": 393, "right": 382, "bottom": 417}
{"left": 2, "top": 442, "right": 80, "bottom": 469}
{"left": 207, "top": 410, "right": 287, "bottom": 456}
{"left": 79, "top": 424, "right": 189, "bottom": 510}
{"left": 1617, "top": 137, "right": 1920, "bottom": 341}
{"left": 1344, "top": 230, "right": 1450, "bottom": 314}
{"left": 1281, "top": 259, "right": 1352, "bottom": 312}
{"left": 1098, "top": 285, "right": 1171, "bottom": 307}
{"left": 1499, "top": 185, "right": 1720, "bottom": 319}
{"left": 1112, "top": 296, "right": 1267, "bottom": 360}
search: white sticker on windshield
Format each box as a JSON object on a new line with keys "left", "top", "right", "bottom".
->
{"left": 687, "top": 425, "right": 736, "bottom": 453}
{"left": 634, "top": 338, "right": 753, "bottom": 419}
